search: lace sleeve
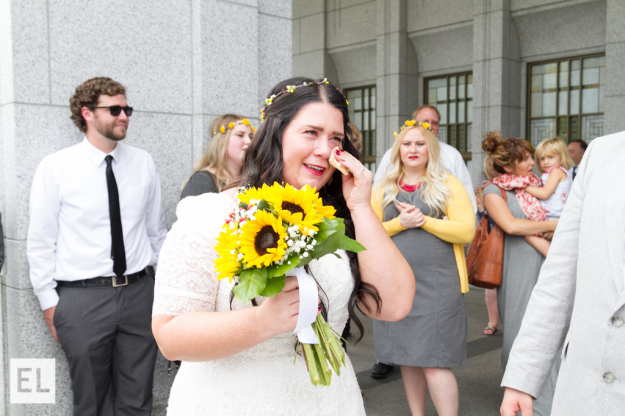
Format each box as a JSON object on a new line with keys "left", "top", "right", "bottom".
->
{"left": 152, "top": 194, "right": 228, "bottom": 316}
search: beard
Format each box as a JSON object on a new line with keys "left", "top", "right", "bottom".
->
{"left": 94, "top": 116, "right": 128, "bottom": 141}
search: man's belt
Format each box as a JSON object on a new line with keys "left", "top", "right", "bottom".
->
{"left": 56, "top": 268, "right": 148, "bottom": 288}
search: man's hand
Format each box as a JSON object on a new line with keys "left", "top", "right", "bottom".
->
{"left": 501, "top": 387, "right": 533, "bottom": 416}
{"left": 43, "top": 306, "right": 59, "bottom": 343}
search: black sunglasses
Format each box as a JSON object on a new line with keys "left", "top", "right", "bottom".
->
{"left": 88, "top": 105, "right": 133, "bottom": 117}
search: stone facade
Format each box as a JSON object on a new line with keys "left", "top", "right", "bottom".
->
{"left": 293, "top": 0, "right": 624, "bottom": 183}
{"left": 0, "top": 0, "right": 291, "bottom": 414}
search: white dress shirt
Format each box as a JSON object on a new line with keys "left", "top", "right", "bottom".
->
{"left": 373, "top": 141, "right": 478, "bottom": 212}
{"left": 27, "top": 138, "right": 167, "bottom": 310}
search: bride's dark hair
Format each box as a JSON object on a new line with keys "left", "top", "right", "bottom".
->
{"left": 236, "top": 77, "right": 381, "bottom": 342}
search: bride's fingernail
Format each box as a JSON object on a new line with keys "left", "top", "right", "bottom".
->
{"left": 335, "top": 149, "right": 340, "bottom": 155}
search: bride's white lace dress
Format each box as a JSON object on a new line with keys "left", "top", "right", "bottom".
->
{"left": 152, "top": 192, "right": 366, "bottom": 415}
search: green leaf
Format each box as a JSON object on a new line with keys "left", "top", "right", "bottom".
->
{"left": 233, "top": 268, "right": 268, "bottom": 302}
{"left": 239, "top": 202, "right": 248, "bottom": 210}
{"left": 256, "top": 199, "right": 270, "bottom": 212}
{"left": 337, "top": 235, "right": 366, "bottom": 253}
{"left": 311, "top": 227, "right": 344, "bottom": 259}
{"left": 267, "top": 256, "right": 300, "bottom": 278}
{"left": 259, "top": 275, "right": 286, "bottom": 297}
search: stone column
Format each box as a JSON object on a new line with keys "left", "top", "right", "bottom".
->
{"left": 375, "top": 0, "right": 418, "bottom": 166}
{"left": 292, "top": 0, "right": 338, "bottom": 83}
{"left": 0, "top": 1, "right": 291, "bottom": 414}
{"left": 604, "top": 0, "right": 625, "bottom": 135}
{"left": 471, "top": 0, "right": 521, "bottom": 181}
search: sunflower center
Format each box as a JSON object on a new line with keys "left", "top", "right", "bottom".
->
{"left": 282, "top": 201, "right": 305, "bottom": 215}
{"left": 254, "top": 226, "right": 280, "bottom": 256}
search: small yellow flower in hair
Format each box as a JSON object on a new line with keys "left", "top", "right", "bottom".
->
{"left": 228, "top": 122, "right": 235, "bottom": 129}
{"left": 405, "top": 120, "right": 415, "bottom": 126}
{"left": 242, "top": 118, "right": 250, "bottom": 126}
{"left": 422, "top": 122, "right": 430, "bottom": 129}
{"left": 322, "top": 78, "right": 329, "bottom": 84}
{"left": 220, "top": 126, "right": 225, "bottom": 133}
{"left": 286, "top": 85, "right": 295, "bottom": 93}
{"left": 346, "top": 100, "right": 349, "bottom": 106}
{"left": 393, "top": 132, "right": 398, "bottom": 138}
{"left": 251, "top": 126, "right": 256, "bottom": 132}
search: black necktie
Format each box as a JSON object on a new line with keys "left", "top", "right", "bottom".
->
{"left": 105, "top": 155, "right": 127, "bottom": 278}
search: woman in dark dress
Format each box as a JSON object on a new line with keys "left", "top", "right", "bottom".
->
{"left": 181, "top": 114, "right": 253, "bottom": 199}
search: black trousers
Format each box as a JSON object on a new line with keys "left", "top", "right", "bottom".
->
{"left": 54, "top": 274, "right": 157, "bottom": 416}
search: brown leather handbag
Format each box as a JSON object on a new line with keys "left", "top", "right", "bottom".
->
{"left": 466, "top": 186, "right": 507, "bottom": 289}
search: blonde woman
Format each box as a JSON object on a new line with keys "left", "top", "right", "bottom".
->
{"left": 181, "top": 114, "right": 253, "bottom": 199}
{"left": 371, "top": 121, "right": 475, "bottom": 416}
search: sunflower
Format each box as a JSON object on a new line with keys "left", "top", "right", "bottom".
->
{"left": 239, "top": 210, "right": 287, "bottom": 268}
{"left": 238, "top": 183, "right": 270, "bottom": 206}
{"left": 263, "top": 184, "right": 329, "bottom": 232}
{"left": 214, "top": 230, "right": 242, "bottom": 282}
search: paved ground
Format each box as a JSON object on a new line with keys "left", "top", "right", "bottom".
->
{"left": 346, "top": 287, "right": 505, "bottom": 416}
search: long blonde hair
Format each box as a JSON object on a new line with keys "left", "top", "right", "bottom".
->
{"left": 374, "top": 125, "right": 452, "bottom": 217}
{"left": 534, "top": 137, "right": 574, "bottom": 173}
{"left": 182, "top": 113, "right": 244, "bottom": 192}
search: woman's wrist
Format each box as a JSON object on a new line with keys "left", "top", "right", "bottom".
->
{"left": 349, "top": 204, "right": 375, "bottom": 220}
{"left": 253, "top": 305, "right": 279, "bottom": 341}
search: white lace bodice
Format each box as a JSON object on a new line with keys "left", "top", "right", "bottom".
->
{"left": 153, "top": 193, "right": 365, "bottom": 415}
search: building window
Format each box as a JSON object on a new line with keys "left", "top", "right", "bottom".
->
{"left": 345, "top": 86, "right": 376, "bottom": 173}
{"left": 528, "top": 54, "right": 605, "bottom": 146}
{"left": 425, "top": 72, "right": 473, "bottom": 163}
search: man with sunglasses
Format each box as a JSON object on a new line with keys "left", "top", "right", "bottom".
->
{"left": 27, "top": 77, "right": 167, "bottom": 415}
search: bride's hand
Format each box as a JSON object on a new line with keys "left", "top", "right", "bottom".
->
{"left": 255, "top": 277, "right": 321, "bottom": 337}
{"left": 336, "top": 150, "right": 373, "bottom": 213}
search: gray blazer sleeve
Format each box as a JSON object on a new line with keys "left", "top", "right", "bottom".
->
{"left": 500, "top": 139, "right": 595, "bottom": 397}
{"left": 180, "top": 171, "right": 219, "bottom": 200}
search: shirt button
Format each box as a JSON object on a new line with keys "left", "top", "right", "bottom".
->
{"left": 612, "top": 316, "right": 624, "bottom": 327}
{"left": 603, "top": 372, "right": 615, "bottom": 384}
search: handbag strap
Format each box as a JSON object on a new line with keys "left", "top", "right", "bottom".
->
{"left": 498, "top": 185, "right": 508, "bottom": 202}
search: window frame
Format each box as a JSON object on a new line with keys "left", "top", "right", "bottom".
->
{"left": 343, "top": 85, "right": 377, "bottom": 171}
{"left": 423, "top": 71, "right": 473, "bottom": 162}
{"left": 526, "top": 52, "right": 605, "bottom": 145}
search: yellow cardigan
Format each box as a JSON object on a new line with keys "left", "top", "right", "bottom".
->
{"left": 371, "top": 174, "right": 476, "bottom": 293}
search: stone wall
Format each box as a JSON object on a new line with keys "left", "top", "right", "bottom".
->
{"left": 292, "top": 0, "right": 625, "bottom": 184}
{"left": 0, "top": 0, "right": 291, "bottom": 414}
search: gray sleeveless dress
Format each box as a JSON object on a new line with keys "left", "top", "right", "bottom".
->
{"left": 483, "top": 184, "right": 559, "bottom": 416}
{"left": 372, "top": 185, "right": 468, "bottom": 368}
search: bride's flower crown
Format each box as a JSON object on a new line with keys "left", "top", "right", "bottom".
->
{"left": 213, "top": 118, "right": 255, "bottom": 136}
{"left": 393, "top": 120, "right": 433, "bottom": 138}
{"left": 260, "top": 78, "right": 349, "bottom": 122}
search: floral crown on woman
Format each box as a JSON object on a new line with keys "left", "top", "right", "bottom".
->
{"left": 260, "top": 78, "right": 349, "bottom": 122}
{"left": 393, "top": 120, "right": 433, "bottom": 138}
{"left": 213, "top": 118, "right": 255, "bottom": 136}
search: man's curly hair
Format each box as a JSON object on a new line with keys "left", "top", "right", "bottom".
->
{"left": 69, "top": 77, "right": 126, "bottom": 133}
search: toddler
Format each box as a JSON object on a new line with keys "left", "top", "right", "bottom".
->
{"left": 524, "top": 138, "right": 574, "bottom": 256}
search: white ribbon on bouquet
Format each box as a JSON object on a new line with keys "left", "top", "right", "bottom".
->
{"left": 286, "top": 267, "right": 320, "bottom": 344}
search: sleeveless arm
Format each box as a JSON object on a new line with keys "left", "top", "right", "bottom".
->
{"left": 152, "top": 197, "right": 222, "bottom": 317}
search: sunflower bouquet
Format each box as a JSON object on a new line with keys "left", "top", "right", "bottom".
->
{"left": 214, "top": 183, "right": 365, "bottom": 386}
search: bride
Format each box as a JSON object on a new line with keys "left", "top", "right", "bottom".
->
{"left": 151, "top": 77, "right": 415, "bottom": 415}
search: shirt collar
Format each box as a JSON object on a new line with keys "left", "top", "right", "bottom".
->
{"left": 81, "top": 137, "right": 122, "bottom": 167}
